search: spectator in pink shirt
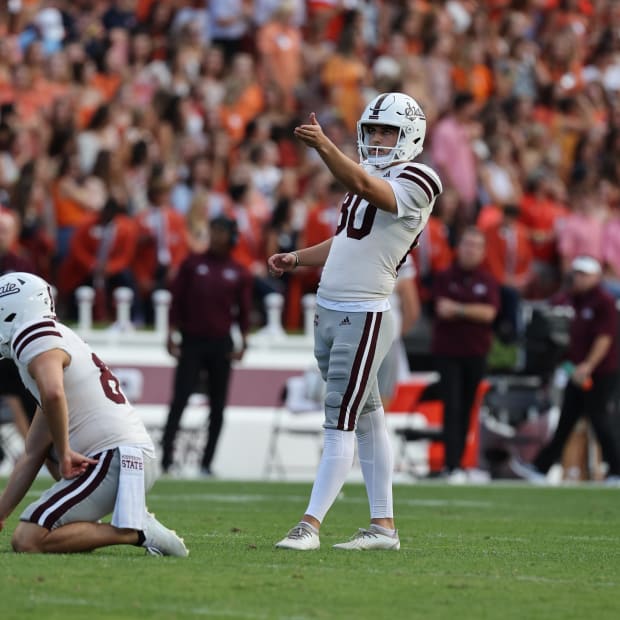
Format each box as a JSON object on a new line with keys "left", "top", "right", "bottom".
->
{"left": 601, "top": 205, "right": 620, "bottom": 299}
{"left": 430, "top": 92, "right": 480, "bottom": 223}
{"left": 556, "top": 186, "right": 607, "bottom": 277}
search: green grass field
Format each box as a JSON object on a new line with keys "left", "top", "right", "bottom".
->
{"left": 1, "top": 478, "right": 619, "bottom": 620}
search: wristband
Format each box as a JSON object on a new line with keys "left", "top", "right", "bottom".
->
{"left": 292, "top": 251, "right": 300, "bottom": 268}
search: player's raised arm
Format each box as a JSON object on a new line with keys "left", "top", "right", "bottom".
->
{"left": 295, "top": 113, "right": 398, "bottom": 213}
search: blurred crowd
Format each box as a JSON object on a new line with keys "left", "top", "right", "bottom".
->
{"left": 0, "top": 0, "right": 619, "bottom": 330}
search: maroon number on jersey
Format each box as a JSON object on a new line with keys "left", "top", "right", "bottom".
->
{"left": 91, "top": 353, "right": 127, "bottom": 404}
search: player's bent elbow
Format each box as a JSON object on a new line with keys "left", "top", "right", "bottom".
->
{"left": 39, "top": 389, "right": 66, "bottom": 414}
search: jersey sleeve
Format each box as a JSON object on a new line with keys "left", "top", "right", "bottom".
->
{"left": 387, "top": 163, "right": 443, "bottom": 224}
{"left": 11, "top": 319, "right": 68, "bottom": 366}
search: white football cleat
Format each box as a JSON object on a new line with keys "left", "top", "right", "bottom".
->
{"left": 275, "top": 523, "right": 320, "bottom": 550}
{"left": 142, "top": 511, "right": 189, "bottom": 557}
{"left": 333, "top": 527, "right": 400, "bottom": 551}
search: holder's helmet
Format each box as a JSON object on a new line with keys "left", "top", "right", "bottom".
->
{"left": 0, "top": 272, "right": 56, "bottom": 359}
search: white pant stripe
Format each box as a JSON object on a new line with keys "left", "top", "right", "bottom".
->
{"left": 342, "top": 312, "right": 378, "bottom": 429}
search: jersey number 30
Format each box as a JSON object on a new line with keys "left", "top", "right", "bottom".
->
{"left": 335, "top": 194, "right": 376, "bottom": 240}
{"left": 92, "top": 353, "right": 127, "bottom": 404}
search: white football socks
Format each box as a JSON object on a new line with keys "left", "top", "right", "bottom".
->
{"left": 356, "top": 407, "right": 394, "bottom": 520}
{"left": 305, "top": 428, "right": 355, "bottom": 523}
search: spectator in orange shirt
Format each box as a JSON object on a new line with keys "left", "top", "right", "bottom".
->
{"left": 256, "top": 2, "right": 303, "bottom": 114}
{"left": 133, "top": 167, "right": 189, "bottom": 325}
{"left": 226, "top": 164, "right": 275, "bottom": 324}
{"left": 58, "top": 197, "right": 140, "bottom": 322}
{"left": 411, "top": 189, "right": 456, "bottom": 307}
{"left": 297, "top": 175, "right": 343, "bottom": 300}
{"left": 451, "top": 39, "right": 494, "bottom": 105}
{"left": 218, "top": 53, "right": 265, "bottom": 147}
{"left": 51, "top": 152, "right": 107, "bottom": 265}
{"left": 320, "top": 12, "right": 367, "bottom": 133}
{"left": 482, "top": 204, "right": 534, "bottom": 343}
{"left": 518, "top": 170, "right": 568, "bottom": 297}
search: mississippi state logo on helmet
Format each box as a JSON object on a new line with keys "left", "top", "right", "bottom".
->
{"left": 0, "top": 272, "right": 56, "bottom": 359}
{"left": 357, "top": 92, "right": 426, "bottom": 168}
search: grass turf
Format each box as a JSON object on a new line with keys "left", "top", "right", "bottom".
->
{"left": 1, "top": 478, "right": 619, "bottom": 620}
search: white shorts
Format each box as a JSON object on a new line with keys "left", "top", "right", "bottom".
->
{"left": 20, "top": 448, "right": 158, "bottom": 530}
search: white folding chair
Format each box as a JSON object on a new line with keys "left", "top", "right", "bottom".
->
{"left": 0, "top": 397, "right": 24, "bottom": 472}
{"left": 263, "top": 368, "right": 325, "bottom": 479}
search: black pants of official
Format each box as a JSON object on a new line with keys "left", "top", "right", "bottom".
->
{"left": 161, "top": 335, "right": 233, "bottom": 472}
{"left": 434, "top": 355, "right": 487, "bottom": 472}
{"left": 534, "top": 373, "right": 620, "bottom": 475}
{"left": 0, "top": 358, "right": 37, "bottom": 419}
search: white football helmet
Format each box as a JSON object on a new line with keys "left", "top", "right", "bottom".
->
{"left": 357, "top": 92, "right": 426, "bottom": 168}
{"left": 0, "top": 272, "right": 56, "bottom": 359}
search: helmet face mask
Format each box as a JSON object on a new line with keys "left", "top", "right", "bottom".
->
{"left": 0, "top": 272, "right": 56, "bottom": 359}
{"left": 357, "top": 93, "right": 426, "bottom": 168}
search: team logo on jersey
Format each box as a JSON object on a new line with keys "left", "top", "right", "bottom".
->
{"left": 383, "top": 170, "right": 391, "bottom": 178}
{"left": 397, "top": 101, "right": 425, "bottom": 121}
{"left": 0, "top": 282, "right": 20, "bottom": 298}
{"left": 339, "top": 316, "right": 351, "bottom": 326}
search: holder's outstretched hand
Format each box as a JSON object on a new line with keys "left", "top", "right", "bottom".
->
{"left": 60, "top": 450, "right": 98, "bottom": 480}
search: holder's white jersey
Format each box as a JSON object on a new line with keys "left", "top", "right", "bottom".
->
{"left": 10, "top": 319, "right": 154, "bottom": 457}
{"left": 318, "top": 161, "right": 441, "bottom": 304}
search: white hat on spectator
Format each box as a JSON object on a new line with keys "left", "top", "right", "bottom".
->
{"left": 35, "top": 8, "right": 65, "bottom": 42}
{"left": 372, "top": 56, "right": 402, "bottom": 82}
{"left": 571, "top": 256, "right": 602, "bottom": 275}
{"left": 446, "top": 1, "right": 472, "bottom": 34}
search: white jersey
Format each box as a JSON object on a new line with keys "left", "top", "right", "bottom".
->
{"left": 10, "top": 319, "right": 154, "bottom": 457}
{"left": 317, "top": 161, "right": 441, "bottom": 306}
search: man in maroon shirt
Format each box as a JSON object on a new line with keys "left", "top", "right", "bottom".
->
{"left": 431, "top": 226, "right": 500, "bottom": 481}
{"left": 161, "top": 215, "right": 253, "bottom": 476}
{"left": 512, "top": 256, "right": 620, "bottom": 482}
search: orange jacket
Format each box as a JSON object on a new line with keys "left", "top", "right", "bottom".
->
{"left": 58, "top": 213, "right": 140, "bottom": 294}
{"left": 132, "top": 206, "right": 189, "bottom": 291}
{"left": 411, "top": 216, "right": 453, "bottom": 302}
{"left": 518, "top": 193, "right": 568, "bottom": 262}
{"left": 52, "top": 179, "right": 91, "bottom": 228}
{"left": 483, "top": 221, "right": 534, "bottom": 289}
